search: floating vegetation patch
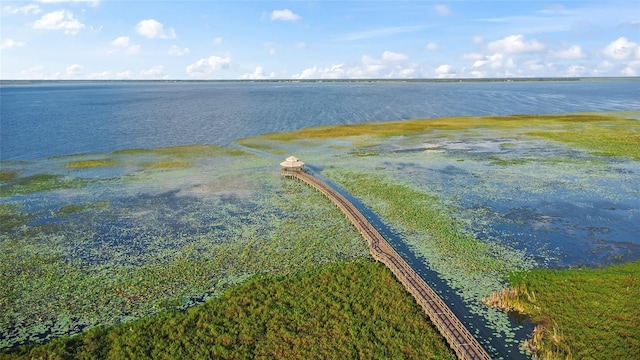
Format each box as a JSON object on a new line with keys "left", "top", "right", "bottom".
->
{"left": 58, "top": 200, "right": 110, "bottom": 216}
{"left": 0, "top": 170, "right": 18, "bottom": 182}
{"left": 64, "top": 158, "right": 118, "bottom": 169}
{"left": 142, "top": 159, "right": 191, "bottom": 169}
{"left": 0, "top": 173, "right": 88, "bottom": 197}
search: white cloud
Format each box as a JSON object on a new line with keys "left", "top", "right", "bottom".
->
{"left": 33, "top": 10, "right": 85, "bottom": 35}
{"left": 602, "top": 37, "right": 639, "bottom": 60}
{"left": 270, "top": 9, "right": 300, "bottom": 21}
{"left": 85, "top": 70, "right": 132, "bottom": 80}
{"left": 109, "top": 36, "right": 139, "bottom": 55}
{"left": 472, "top": 53, "right": 516, "bottom": 73}
{"left": 434, "top": 5, "right": 450, "bottom": 16}
{"left": 552, "top": 45, "right": 586, "bottom": 60}
{"left": 566, "top": 65, "right": 586, "bottom": 76}
{"left": 296, "top": 41, "right": 306, "bottom": 49}
{"left": 292, "top": 51, "right": 417, "bottom": 79}
{"left": 214, "top": 37, "right": 223, "bottom": 45}
{"left": 292, "top": 64, "right": 347, "bottom": 79}
{"left": 17, "top": 65, "right": 46, "bottom": 79}
{"left": 268, "top": 48, "right": 276, "bottom": 55}
{"left": 110, "top": 36, "right": 130, "bottom": 47}
{"left": 486, "top": 34, "right": 544, "bottom": 54}
{"left": 168, "top": 45, "right": 190, "bottom": 56}
{"left": 240, "top": 66, "right": 275, "bottom": 80}
{"left": 136, "top": 19, "right": 175, "bottom": 39}
{"left": 126, "top": 45, "right": 140, "bottom": 55}
{"left": 434, "top": 64, "right": 456, "bottom": 78}
{"left": 1, "top": 39, "right": 26, "bottom": 49}
{"left": 463, "top": 53, "right": 484, "bottom": 61}
{"left": 66, "top": 63, "right": 82, "bottom": 76}
{"left": 186, "top": 55, "right": 231, "bottom": 78}
{"left": 140, "top": 65, "right": 165, "bottom": 77}
{"left": 522, "top": 59, "right": 548, "bottom": 72}
{"left": 622, "top": 60, "right": 640, "bottom": 76}
{"left": 472, "top": 35, "right": 484, "bottom": 44}
{"left": 4, "top": 4, "right": 41, "bottom": 15}
{"left": 381, "top": 51, "right": 408, "bottom": 62}
{"left": 426, "top": 42, "right": 440, "bottom": 51}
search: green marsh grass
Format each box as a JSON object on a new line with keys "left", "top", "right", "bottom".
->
{"left": 64, "top": 159, "right": 118, "bottom": 169}
{"left": 113, "top": 144, "right": 246, "bottom": 158}
{"left": 3, "top": 259, "right": 456, "bottom": 360}
{"left": 58, "top": 200, "right": 110, "bottom": 215}
{"left": 0, "top": 174, "right": 87, "bottom": 197}
{"left": 241, "top": 113, "right": 640, "bottom": 160}
{"left": 485, "top": 261, "right": 640, "bottom": 359}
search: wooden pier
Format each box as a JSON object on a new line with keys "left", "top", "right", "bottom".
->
{"left": 283, "top": 169, "right": 492, "bottom": 360}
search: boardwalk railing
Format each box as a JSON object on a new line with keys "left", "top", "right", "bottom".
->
{"left": 284, "top": 169, "right": 492, "bottom": 360}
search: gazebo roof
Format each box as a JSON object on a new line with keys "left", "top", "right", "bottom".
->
{"left": 280, "top": 156, "right": 305, "bottom": 168}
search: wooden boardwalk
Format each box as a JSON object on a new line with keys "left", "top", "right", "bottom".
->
{"left": 284, "top": 169, "right": 492, "bottom": 360}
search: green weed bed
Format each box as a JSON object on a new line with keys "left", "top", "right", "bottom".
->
{"left": 3, "top": 259, "right": 455, "bottom": 360}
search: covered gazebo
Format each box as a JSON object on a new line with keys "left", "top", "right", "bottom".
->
{"left": 280, "top": 156, "right": 305, "bottom": 176}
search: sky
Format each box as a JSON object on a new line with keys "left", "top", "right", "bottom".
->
{"left": 1, "top": 1, "right": 639, "bottom": 80}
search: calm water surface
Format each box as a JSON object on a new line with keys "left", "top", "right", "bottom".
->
{"left": 2, "top": 80, "right": 639, "bottom": 160}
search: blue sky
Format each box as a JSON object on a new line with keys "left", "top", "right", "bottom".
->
{"left": 1, "top": 1, "right": 639, "bottom": 79}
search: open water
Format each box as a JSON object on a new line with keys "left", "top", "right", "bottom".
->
{"left": 2, "top": 80, "right": 639, "bottom": 161}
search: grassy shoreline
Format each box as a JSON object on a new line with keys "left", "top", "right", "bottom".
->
{"left": 484, "top": 261, "right": 640, "bottom": 359}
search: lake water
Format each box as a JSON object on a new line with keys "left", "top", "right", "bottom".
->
{"left": 1, "top": 80, "right": 639, "bottom": 356}
{"left": 2, "top": 80, "right": 639, "bottom": 161}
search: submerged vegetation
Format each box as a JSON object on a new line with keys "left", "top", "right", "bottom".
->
{"left": 3, "top": 259, "right": 456, "bottom": 360}
{"left": 485, "top": 261, "right": 640, "bottom": 360}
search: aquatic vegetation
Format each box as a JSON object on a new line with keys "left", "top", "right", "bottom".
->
{"left": 0, "top": 170, "right": 18, "bottom": 182}
{"left": 0, "top": 173, "right": 87, "bottom": 197}
{"left": 527, "top": 123, "right": 640, "bottom": 160}
{"left": 113, "top": 144, "right": 246, "bottom": 158}
{"left": 0, "top": 204, "right": 31, "bottom": 232}
{"left": 3, "top": 259, "right": 455, "bottom": 360}
{"left": 142, "top": 159, "right": 191, "bottom": 169}
{"left": 2, "top": 113, "right": 637, "bottom": 355}
{"left": 241, "top": 113, "right": 640, "bottom": 160}
{"left": 0, "top": 146, "right": 370, "bottom": 350}
{"left": 58, "top": 200, "right": 110, "bottom": 215}
{"left": 485, "top": 261, "right": 640, "bottom": 360}
{"left": 321, "top": 169, "right": 534, "bottom": 346}
{"left": 64, "top": 159, "right": 118, "bottom": 169}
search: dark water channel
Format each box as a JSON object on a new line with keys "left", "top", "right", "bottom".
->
{"left": 306, "top": 165, "right": 534, "bottom": 360}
